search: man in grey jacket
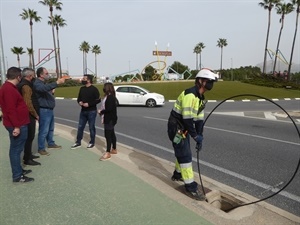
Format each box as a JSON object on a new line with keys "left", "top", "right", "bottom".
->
{"left": 33, "top": 67, "right": 65, "bottom": 155}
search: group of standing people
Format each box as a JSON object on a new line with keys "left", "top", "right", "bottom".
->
{"left": 71, "top": 75, "right": 118, "bottom": 161}
{"left": 1, "top": 64, "right": 215, "bottom": 202}
{"left": 0, "top": 66, "right": 119, "bottom": 183}
{"left": 0, "top": 66, "right": 65, "bottom": 183}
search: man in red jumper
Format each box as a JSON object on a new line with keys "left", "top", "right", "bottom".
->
{"left": 0, "top": 67, "right": 34, "bottom": 183}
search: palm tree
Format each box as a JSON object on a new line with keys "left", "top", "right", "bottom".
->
{"left": 11, "top": 47, "right": 25, "bottom": 68}
{"left": 259, "top": 0, "right": 281, "bottom": 74}
{"left": 91, "top": 45, "right": 101, "bottom": 78}
{"left": 39, "top": 0, "right": 62, "bottom": 78}
{"left": 27, "top": 47, "right": 34, "bottom": 68}
{"left": 193, "top": 45, "right": 200, "bottom": 70}
{"left": 288, "top": 0, "right": 300, "bottom": 78}
{"left": 273, "top": 2, "right": 294, "bottom": 75}
{"left": 79, "top": 41, "right": 90, "bottom": 74}
{"left": 197, "top": 42, "right": 205, "bottom": 70}
{"left": 48, "top": 14, "right": 67, "bottom": 78}
{"left": 19, "top": 8, "right": 41, "bottom": 71}
{"left": 217, "top": 38, "right": 228, "bottom": 71}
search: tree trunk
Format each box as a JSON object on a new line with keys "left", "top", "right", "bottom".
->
{"left": 17, "top": 55, "right": 20, "bottom": 68}
{"left": 263, "top": 10, "right": 272, "bottom": 74}
{"left": 199, "top": 53, "right": 202, "bottom": 70}
{"left": 273, "top": 17, "right": 284, "bottom": 75}
{"left": 195, "top": 53, "right": 198, "bottom": 70}
{"left": 85, "top": 52, "right": 88, "bottom": 74}
{"left": 82, "top": 52, "right": 85, "bottom": 75}
{"left": 95, "top": 54, "right": 97, "bottom": 78}
{"left": 30, "top": 24, "right": 35, "bottom": 71}
{"left": 288, "top": 6, "right": 299, "bottom": 79}
{"left": 50, "top": 11, "right": 59, "bottom": 78}
{"left": 29, "top": 54, "right": 32, "bottom": 68}
{"left": 220, "top": 47, "right": 223, "bottom": 71}
{"left": 57, "top": 27, "right": 62, "bottom": 78}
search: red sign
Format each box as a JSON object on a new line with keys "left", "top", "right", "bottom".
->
{"left": 153, "top": 51, "right": 172, "bottom": 56}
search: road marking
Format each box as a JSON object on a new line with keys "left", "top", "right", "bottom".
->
{"left": 209, "top": 111, "right": 300, "bottom": 124}
{"left": 264, "top": 112, "right": 277, "bottom": 120}
{"left": 210, "top": 112, "right": 245, "bottom": 117}
{"left": 56, "top": 116, "right": 300, "bottom": 204}
{"left": 143, "top": 116, "right": 300, "bottom": 203}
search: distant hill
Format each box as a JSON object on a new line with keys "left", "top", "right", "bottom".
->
{"left": 256, "top": 60, "right": 300, "bottom": 73}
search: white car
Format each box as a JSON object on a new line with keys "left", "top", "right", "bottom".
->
{"left": 114, "top": 85, "right": 165, "bottom": 107}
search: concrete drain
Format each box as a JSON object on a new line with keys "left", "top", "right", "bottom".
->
{"left": 206, "top": 190, "right": 244, "bottom": 212}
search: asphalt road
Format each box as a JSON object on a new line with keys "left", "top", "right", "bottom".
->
{"left": 55, "top": 99, "right": 300, "bottom": 216}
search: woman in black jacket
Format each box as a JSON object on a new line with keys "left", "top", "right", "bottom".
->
{"left": 99, "top": 83, "right": 118, "bottom": 161}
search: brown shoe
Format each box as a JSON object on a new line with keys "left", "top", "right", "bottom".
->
{"left": 38, "top": 150, "right": 50, "bottom": 156}
{"left": 48, "top": 144, "right": 62, "bottom": 149}
{"left": 99, "top": 152, "right": 111, "bottom": 161}
{"left": 111, "top": 149, "right": 117, "bottom": 154}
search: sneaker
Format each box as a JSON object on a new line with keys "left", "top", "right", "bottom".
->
{"left": 13, "top": 175, "right": 34, "bottom": 183}
{"left": 87, "top": 143, "right": 94, "bottom": 148}
{"left": 38, "top": 150, "right": 50, "bottom": 156}
{"left": 22, "top": 169, "right": 32, "bottom": 175}
{"left": 99, "top": 152, "right": 111, "bottom": 161}
{"left": 185, "top": 189, "right": 206, "bottom": 201}
{"left": 111, "top": 149, "right": 117, "bottom": 154}
{"left": 47, "top": 144, "right": 62, "bottom": 149}
{"left": 71, "top": 143, "right": 81, "bottom": 149}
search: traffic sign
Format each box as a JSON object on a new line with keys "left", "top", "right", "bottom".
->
{"left": 153, "top": 51, "right": 172, "bottom": 56}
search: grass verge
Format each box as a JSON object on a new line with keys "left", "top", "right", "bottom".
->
{"left": 55, "top": 81, "right": 300, "bottom": 100}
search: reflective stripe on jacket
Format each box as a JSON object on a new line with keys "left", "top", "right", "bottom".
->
{"left": 171, "top": 86, "right": 205, "bottom": 138}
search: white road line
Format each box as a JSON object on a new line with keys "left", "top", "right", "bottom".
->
{"left": 264, "top": 112, "right": 277, "bottom": 120}
{"left": 145, "top": 116, "right": 300, "bottom": 146}
{"left": 143, "top": 116, "right": 300, "bottom": 203}
{"left": 56, "top": 116, "right": 300, "bottom": 203}
{"left": 212, "top": 112, "right": 245, "bottom": 117}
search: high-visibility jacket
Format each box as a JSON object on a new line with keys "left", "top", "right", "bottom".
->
{"left": 170, "top": 85, "right": 205, "bottom": 138}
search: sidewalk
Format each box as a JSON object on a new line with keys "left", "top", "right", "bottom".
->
{"left": 0, "top": 123, "right": 299, "bottom": 225}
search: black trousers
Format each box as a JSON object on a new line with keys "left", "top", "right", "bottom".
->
{"left": 23, "top": 116, "right": 36, "bottom": 161}
{"left": 104, "top": 123, "right": 116, "bottom": 152}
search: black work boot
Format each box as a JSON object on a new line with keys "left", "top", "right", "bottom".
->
{"left": 171, "top": 171, "right": 183, "bottom": 182}
{"left": 185, "top": 188, "right": 206, "bottom": 201}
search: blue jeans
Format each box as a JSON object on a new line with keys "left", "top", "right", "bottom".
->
{"left": 6, "top": 125, "right": 28, "bottom": 180}
{"left": 76, "top": 110, "right": 97, "bottom": 145}
{"left": 38, "top": 108, "right": 55, "bottom": 150}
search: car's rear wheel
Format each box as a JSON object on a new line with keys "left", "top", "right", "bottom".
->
{"left": 146, "top": 99, "right": 156, "bottom": 107}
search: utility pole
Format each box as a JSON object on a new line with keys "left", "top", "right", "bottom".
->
{"left": 0, "top": 20, "right": 6, "bottom": 85}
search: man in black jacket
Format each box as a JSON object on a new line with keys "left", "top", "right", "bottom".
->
{"left": 71, "top": 75, "right": 101, "bottom": 149}
{"left": 18, "top": 68, "right": 41, "bottom": 166}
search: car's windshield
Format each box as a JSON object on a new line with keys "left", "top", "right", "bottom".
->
{"left": 140, "top": 87, "right": 150, "bottom": 93}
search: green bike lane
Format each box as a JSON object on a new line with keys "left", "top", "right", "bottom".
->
{"left": 0, "top": 124, "right": 212, "bottom": 225}
{"left": 1, "top": 123, "right": 299, "bottom": 225}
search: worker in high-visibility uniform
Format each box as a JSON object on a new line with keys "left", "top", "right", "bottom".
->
{"left": 167, "top": 68, "right": 218, "bottom": 201}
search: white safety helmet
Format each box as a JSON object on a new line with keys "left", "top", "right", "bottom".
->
{"left": 195, "top": 68, "right": 218, "bottom": 81}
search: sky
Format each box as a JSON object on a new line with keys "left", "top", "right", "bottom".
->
{"left": 0, "top": 0, "right": 299, "bottom": 78}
